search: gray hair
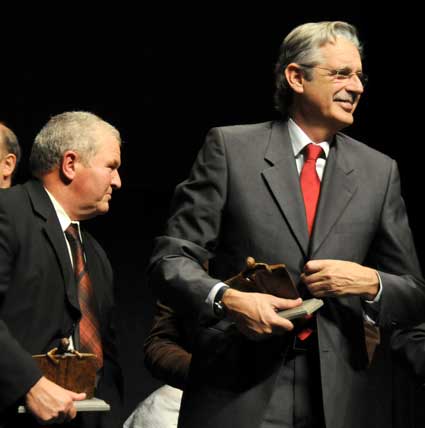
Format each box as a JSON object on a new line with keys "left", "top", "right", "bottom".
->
{"left": 29, "top": 111, "right": 121, "bottom": 177}
{"left": 0, "top": 123, "right": 21, "bottom": 173}
{"left": 274, "top": 21, "right": 363, "bottom": 116}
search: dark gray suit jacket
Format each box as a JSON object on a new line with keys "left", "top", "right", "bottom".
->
{"left": 0, "top": 180, "right": 123, "bottom": 427}
{"left": 149, "top": 121, "right": 425, "bottom": 428}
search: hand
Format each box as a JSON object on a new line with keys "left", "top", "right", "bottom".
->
{"left": 301, "top": 260, "right": 379, "bottom": 300}
{"left": 222, "top": 288, "right": 302, "bottom": 340}
{"left": 25, "top": 376, "right": 86, "bottom": 425}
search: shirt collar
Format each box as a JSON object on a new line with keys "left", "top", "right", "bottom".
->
{"left": 287, "top": 118, "right": 330, "bottom": 159}
{"left": 44, "top": 187, "right": 81, "bottom": 234}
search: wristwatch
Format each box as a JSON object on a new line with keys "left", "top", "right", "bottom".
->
{"left": 213, "top": 285, "right": 230, "bottom": 319}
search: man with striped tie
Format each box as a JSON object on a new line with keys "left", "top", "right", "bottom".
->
{"left": 0, "top": 111, "right": 123, "bottom": 427}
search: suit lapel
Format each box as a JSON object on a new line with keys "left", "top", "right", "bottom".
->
{"left": 310, "top": 134, "right": 358, "bottom": 256}
{"left": 261, "top": 121, "right": 309, "bottom": 256}
{"left": 24, "top": 180, "right": 80, "bottom": 312}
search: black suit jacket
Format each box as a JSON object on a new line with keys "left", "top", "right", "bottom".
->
{"left": 391, "top": 325, "right": 425, "bottom": 428}
{"left": 149, "top": 121, "right": 425, "bottom": 428}
{"left": 0, "top": 180, "right": 123, "bottom": 427}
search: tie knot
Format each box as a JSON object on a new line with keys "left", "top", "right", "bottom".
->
{"left": 65, "top": 223, "right": 80, "bottom": 242}
{"left": 304, "top": 143, "right": 323, "bottom": 161}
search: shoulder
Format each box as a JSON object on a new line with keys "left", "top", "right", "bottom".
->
{"left": 0, "top": 184, "right": 33, "bottom": 221}
{"left": 0, "top": 185, "right": 36, "bottom": 255}
{"left": 0, "top": 184, "right": 29, "bottom": 205}
{"left": 335, "top": 132, "right": 394, "bottom": 170}
{"left": 208, "top": 121, "right": 274, "bottom": 143}
{"left": 203, "top": 121, "right": 277, "bottom": 158}
{"left": 188, "top": 122, "right": 275, "bottom": 168}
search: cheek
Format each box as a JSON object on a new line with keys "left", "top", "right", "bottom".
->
{"left": 98, "top": 172, "right": 113, "bottom": 192}
{"left": 313, "top": 89, "right": 332, "bottom": 109}
{"left": 83, "top": 174, "right": 110, "bottom": 201}
{"left": 92, "top": 170, "right": 111, "bottom": 186}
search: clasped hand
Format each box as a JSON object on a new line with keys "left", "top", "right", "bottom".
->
{"left": 301, "top": 259, "right": 379, "bottom": 300}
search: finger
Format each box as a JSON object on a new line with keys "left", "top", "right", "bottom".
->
{"left": 43, "top": 411, "right": 66, "bottom": 425}
{"left": 59, "top": 399, "right": 78, "bottom": 423}
{"left": 68, "top": 404, "right": 78, "bottom": 420}
{"left": 270, "top": 314, "right": 295, "bottom": 333}
{"left": 272, "top": 297, "right": 302, "bottom": 311}
{"left": 307, "top": 282, "right": 334, "bottom": 297}
{"left": 304, "top": 260, "right": 325, "bottom": 274}
{"left": 69, "top": 391, "right": 86, "bottom": 401}
{"left": 300, "top": 271, "right": 323, "bottom": 285}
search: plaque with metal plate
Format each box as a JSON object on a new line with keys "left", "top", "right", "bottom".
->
{"left": 18, "top": 397, "right": 110, "bottom": 414}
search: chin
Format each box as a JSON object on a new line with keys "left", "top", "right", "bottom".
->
{"left": 332, "top": 113, "right": 354, "bottom": 130}
{"left": 342, "top": 116, "right": 354, "bottom": 126}
{"left": 97, "top": 204, "right": 110, "bottom": 215}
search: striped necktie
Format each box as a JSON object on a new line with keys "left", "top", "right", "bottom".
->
{"left": 65, "top": 224, "right": 103, "bottom": 369}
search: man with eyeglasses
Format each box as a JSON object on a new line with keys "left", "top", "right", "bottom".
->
{"left": 148, "top": 21, "right": 424, "bottom": 428}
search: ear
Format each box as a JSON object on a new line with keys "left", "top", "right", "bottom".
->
{"left": 284, "top": 63, "right": 306, "bottom": 94}
{"left": 61, "top": 150, "right": 79, "bottom": 181}
{"left": 1, "top": 154, "right": 17, "bottom": 178}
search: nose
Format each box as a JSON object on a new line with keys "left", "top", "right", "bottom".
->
{"left": 346, "top": 74, "right": 364, "bottom": 94}
{"left": 111, "top": 169, "right": 122, "bottom": 189}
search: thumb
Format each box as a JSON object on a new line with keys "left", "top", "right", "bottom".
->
{"left": 69, "top": 391, "right": 87, "bottom": 401}
{"left": 273, "top": 297, "right": 303, "bottom": 311}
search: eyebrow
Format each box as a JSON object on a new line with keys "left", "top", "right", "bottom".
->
{"left": 335, "top": 66, "right": 363, "bottom": 73}
{"left": 109, "top": 160, "right": 121, "bottom": 168}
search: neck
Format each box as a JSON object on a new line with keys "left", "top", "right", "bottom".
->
{"left": 42, "top": 173, "right": 77, "bottom": 220}
{"left": 290, "top": 116, "right": 336, "bottom": 143}
{"left": 0, "top": 177, "right": 12, "bottom": 189}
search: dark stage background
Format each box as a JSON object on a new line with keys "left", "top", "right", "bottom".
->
{"left": 1, "top": 10, "right": 424, "bottom": 419}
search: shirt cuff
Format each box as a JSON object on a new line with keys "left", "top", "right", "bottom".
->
{"left": 206, "top": 282, "right": 229, "bottom": 316}
{"left": 364, "top": 270, "right": 383, "bottom": 303}
{"left": 363, "top": 271, "right": 382, "bottom": 324}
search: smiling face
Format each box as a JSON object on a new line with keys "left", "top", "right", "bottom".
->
{"left": 289, "top": 37, "right": 364, "bottom": 141}
{"left": 72, "top": 132, "right": 122, "bottom": 219}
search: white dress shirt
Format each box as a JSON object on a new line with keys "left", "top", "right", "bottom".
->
{"left": 44, "top": 187, "right": 83, "bottom": 348}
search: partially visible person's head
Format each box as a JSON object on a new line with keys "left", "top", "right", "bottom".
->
{"left": 274, "top": 21, "right": 364, "bottom": 136}
{"left": 30, "top": 111, "right": 122, "bottom": 220}
{"left": 0, "top": 123, "right": 21, "bottom": 188}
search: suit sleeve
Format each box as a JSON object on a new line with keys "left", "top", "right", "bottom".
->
{"left": 148, "top": 128, "right": 228, "bottom": 318}
{"left": 391, "top": 324, "right": 425, "bottom": 381}
{"left": 0, "top": 204, "right": 42, "bottom": 412}
{"left": 368, "top": 160, "right": 425, "bottom": 327}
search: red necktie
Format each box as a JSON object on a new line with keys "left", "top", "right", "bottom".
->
{"left": 300, "top": 143, "right": 323, "bottom": 236}
{"left": 297, "top": 144, "right": 323, "bottom": 342}
{"left": 65, "top": 224, "right": 103, "bottom": 369}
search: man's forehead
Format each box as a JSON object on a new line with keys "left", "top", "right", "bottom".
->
{"left": 96, "top": 136, "right": 121, "bottom": 160}
{"left": 319, "top": 38, "right": 362, "bottom": 67}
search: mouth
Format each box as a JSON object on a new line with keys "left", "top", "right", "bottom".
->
{"left": 334, "top": 99, "right": 354, "bottom": 112}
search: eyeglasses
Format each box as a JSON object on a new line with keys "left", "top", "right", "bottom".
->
{"left": 299, "top": 64, "right": 368, "bottom": 86}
